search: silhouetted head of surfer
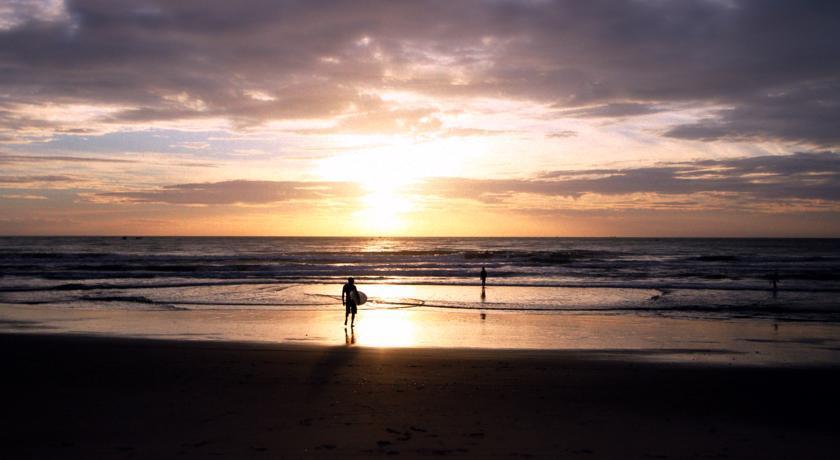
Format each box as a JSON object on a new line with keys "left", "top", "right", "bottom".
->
{"left": 348, "top": 277, "right": 354, "bottom": 285}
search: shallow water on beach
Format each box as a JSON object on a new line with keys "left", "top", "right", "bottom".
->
{"left": 2, "top": 280, "right": 839, "bottom": 322}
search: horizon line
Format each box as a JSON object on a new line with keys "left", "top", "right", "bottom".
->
{"left": 1, "top": 235, "right": 838, "bottom": 239}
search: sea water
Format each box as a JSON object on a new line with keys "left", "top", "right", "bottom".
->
{"left": 1, "top": 237, "right": 839, "bottom": 322}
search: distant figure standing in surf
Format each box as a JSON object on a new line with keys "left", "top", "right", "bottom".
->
{"left": 480, "top": 266, "right": 487, "bottom": 288}
{"left": 342, "top": 277, "right": 358, "bottom": 327}
{"left": 770, "top": 270, "right": 780, "bottom": 296}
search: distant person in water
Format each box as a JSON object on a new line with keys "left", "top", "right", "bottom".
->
{"left": 770, "top": 270, "right": 780, "bottom": 294}
{"left": 480, "top": 266, "right": 487, "bottom": 288}
{"left": 342, "top": 277, "right": 358, "bottom": 327}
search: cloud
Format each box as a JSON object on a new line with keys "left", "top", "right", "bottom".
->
{"left": 0, "top": 174, "right": 77, "bottom": 184}
{"left": 0, "top": 152, "right": 215, "bottom": 169}
{"left": 322, "top": 106, "right": 444, "bottom": 135}
{"left": 664, "top": 81, "right": 840, "bottom": 146}
{"left": 444, "top": 128, "right": 516, "bottom": 137}
{"left": 93, "top": 152, "right": 840, "bottom": 212}
{"left": 557, "top": 103, "right": 665, "bottom": 119}
{"left": 80, "top": 152, "right": 840, "bottom": 209}
{"left": 0, "top": 0, "right": 70, "bottom": 31}
{"left": 546, "top": 130, "right": 577, "bottom": 139}
{"left": 94, "top": 180, "right": 363, "bottom": 205}
{"left": 418, "top": 152, "right": 840, "bottom": 204}
{"left": 0, "top": 194, "right": 48, "bottom": 200}
{"left": 0, "top": 153, "right": 137, "bottom": 163}
{"left": 0, "top": 0, "right": 837, "bottom": 145}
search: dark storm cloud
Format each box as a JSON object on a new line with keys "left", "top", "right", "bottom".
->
{"left": 1, "top": 0, "right": 839, "bottom": 143}
{"left": 96, "top": 180, "right": 363, "bottom": 205}
{"left": 420, "top": 152, "right": 840, "bottom": 202}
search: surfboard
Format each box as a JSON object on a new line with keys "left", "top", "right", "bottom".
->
{"left": 354, "top": 291, "right": 367, "bottom": 306}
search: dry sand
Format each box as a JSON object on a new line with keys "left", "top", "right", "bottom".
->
{"left": 2, "top": 332, "right": 838, "bottom": 459}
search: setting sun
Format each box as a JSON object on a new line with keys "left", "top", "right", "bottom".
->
{"left": 355, "top": 187, "right": 413, "bottom": 233}
{"left": 314, "top": 136, "right": 474, "bottom": 234}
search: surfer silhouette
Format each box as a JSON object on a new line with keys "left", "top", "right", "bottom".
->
{"left": 342, "top": 277, "right": 358, "bottom": 327}
{"left": 480, "top": 266, "right": 487, "bottom": 288}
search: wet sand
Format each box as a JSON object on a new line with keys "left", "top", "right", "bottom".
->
{"left": 2, "top": 332, "right": 839, "bottom": 459}
{"left": 4, "top": 304, "right": 840, "bottom": 365}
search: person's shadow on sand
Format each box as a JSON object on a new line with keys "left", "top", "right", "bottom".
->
{"left": 305, "top": 328, "right": 358, "bottom": 401}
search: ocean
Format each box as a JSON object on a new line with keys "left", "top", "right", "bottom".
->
{"left": 1, "top": 237, "right": 839, "bottom": 322}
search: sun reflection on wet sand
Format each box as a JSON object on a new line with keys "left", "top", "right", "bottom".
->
{"left": 357, "top": 284, "right": 425, "bottom": 308}
{"left": 354, "top": 310, "right": 416, "bottom": 347}
{"left": 3, "top": 304, "right": 840, "bottom": 365}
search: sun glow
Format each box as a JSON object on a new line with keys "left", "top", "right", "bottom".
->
{"left": 354, "top": 163, "right": 416, "bottom": 234}
{"left": 315, "top": 136, "right": 469, "bottom": 234}
{"left": 355, "top": 186, "right": 413, "bottom": 233}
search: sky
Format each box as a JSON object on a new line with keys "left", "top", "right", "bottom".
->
{"left": 1, "top": 0, "right": 839, "bottom": 236}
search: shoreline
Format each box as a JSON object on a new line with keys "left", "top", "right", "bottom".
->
{"left": 5, "top": 279, "right": 838, "bottom": 292}
{"left": 3, "top": 332, "right": 839, "bottom": 458}
{"left": 4, "top": 303, "right": 840, "bottom": 366}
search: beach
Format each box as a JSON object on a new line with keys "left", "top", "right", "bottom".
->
{"left": 2, "top": 237, "right": 840, "bottom": 457}
{"left": 3, "top": 331, "right": 839, "bottom": 459}
{"left": 3, "top": 0, "right": 840, "bottom": 455}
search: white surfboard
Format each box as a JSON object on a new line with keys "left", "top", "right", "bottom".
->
{"left": 354, "top": 291, "right": 367, "bottom": 306}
